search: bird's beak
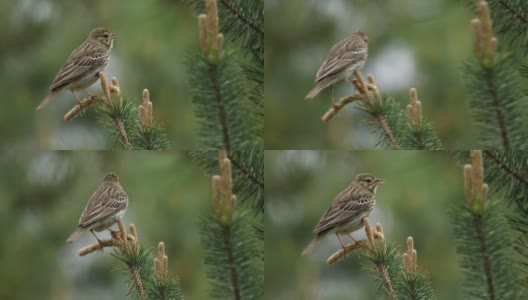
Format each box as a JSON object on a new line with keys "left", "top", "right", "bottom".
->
{"left": 376, "top": 178, "right": 384, "bottom": 184}
{"left": 111, "top": 32, "right": 119, "bottom": 39}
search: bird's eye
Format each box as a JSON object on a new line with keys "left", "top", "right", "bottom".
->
{"left": 103, "top": 34, "right": 109, "bottom": 38}
{"left": 366, "top": 178, "right": 372, "bottom": 183}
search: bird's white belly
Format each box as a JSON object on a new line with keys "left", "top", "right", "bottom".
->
{"left": 342, "top": 60, "right": 366, "bottom": 82}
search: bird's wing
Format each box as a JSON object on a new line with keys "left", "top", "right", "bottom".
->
{"left": 79, "top": 182, "right": 128, "bottom": 227}
{"left": 49, "top": 43, "right": 108, "bottom": 91}
{"left": 314, "top": 38, "right": 367, "bottom": 84}
{"left": 313, "top": 187, "right": 373, "bottom": 234}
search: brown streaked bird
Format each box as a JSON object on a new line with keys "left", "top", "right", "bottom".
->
{"left": 301, "top": 173, "right": 383, "bottom": 256}
{"left": 306, "top": 31, "right": 368, "bottom": 102}
{"left": 67, "top": 172, "right": 128, "bottom": 245}
{"left": 36, "top": 27, "right": 118, "bottom": 111}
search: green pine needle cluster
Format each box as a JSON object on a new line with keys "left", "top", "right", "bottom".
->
{"left": 450, "top": 198, "right": 523, "bottom": 299}
{"left": 360, "top": 241, "right": 436, "bottom": 299}
{"left": 455, "top": 150, "right": 528, "bottom": 212}
{"left": 184, "top": 0, "right": 263, "bottom": 150}
{"left": 397, "top": 273, "right": 437, "bottom": 300}
{"left": 96, "top": 95, "right": 170, "bottom": 150}
{"left": 360, "top": 242, "right": 402, "bottom": 297}
{"left": 469, "top": 0, "right": 528, "bottom": 54}
{"left": 454, "top": 150, "right": 528, "bottom": 295}
{"left": 463, "top": 55, "right": 528, "bottom": 149}
{"left": 200, "top": 210, "right": 263, "bottom": 300}
{"left": 362, "top": 97, "right": 443, "bottom": 150}
{"left": 184, "top": 0, "right": 263, "bottom": 64}
{"left": 187, "top": 53, "right": 261, "bottom": 149}
{"left": 112, "top": 242, "right": 184, "bottom": 300}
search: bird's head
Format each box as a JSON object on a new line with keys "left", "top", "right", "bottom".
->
{"left": 103, "top": 172, "right": 119, "bottom": 182}
{"left": 355, "top": 31, "right": 368, "bottom": 43}
{"left": 354, "top": 173, "right": 383, "bottom": 192}
{"left": 89, "top": 27, "right": 118, "bottom": 48}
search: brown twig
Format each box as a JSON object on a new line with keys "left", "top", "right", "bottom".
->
{"left": 114, "top": 117, "right": 132, "bottom": 150}
{"left": 321, "top": 94, "right": 367, "bottom": 122}
{"left": 326, "top": 218, "right": 384, "bottom": 264}
{"left": 130, "top": 265, "right": 146, "bottom": 299}
{"left": 321, "top": 71, "right": 402, "bottom": 149}
{"left": 63, "top": 72, "right": 134, "bottom": 150}
{"left": 326, "top": 240, "right": 369, "bottom": 264}
{"left": 64, "top": 96, "right": 104, "bottom": 121}
{"left": 78, "top": 218, "right": 136, "bottom": 256}
{"left": 379, "top": 264, "right": 397, "bottom": 300}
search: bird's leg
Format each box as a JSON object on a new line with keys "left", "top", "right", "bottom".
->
{"left": 81, "top": 88, "right": 96, "bottom": 98}
{"left": 71, "top": 90, "right": 85, "bottom": 116}
{"left": 335, "top": 233, "right": 347, "bottom": 253}
{"left": 71, "top": 90, "right": 83, "bottom": 105}
{"left": 330, "top": 85, "right": 336, "bottom": 105}
{"left": 90, "top": 230, "right": 105, "bottom": 251}
{"left": 346, "top": 232, "right": 359, "bottom": 243}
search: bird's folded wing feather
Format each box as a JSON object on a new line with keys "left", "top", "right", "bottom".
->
{"left": 79, "top": 183, "right": 128, "bottom": 227}
{"left": 315, "top": 39, "right": 366, "bottom": 84}
{"left": 49, "top": 46, "right": 108, "bottom": 91}
{"left": 313, "top": 188, "right": 372, "bottom": 234}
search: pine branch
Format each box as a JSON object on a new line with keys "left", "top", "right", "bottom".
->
{"left": 210, "top": 63, "right": 231, "bottom": 150}
{"left": 190, "top": 150, "right": 264, "bottom": 213}
{"left": 360, "top": 219, "right": 399, "bottom": 300}
{"left": 321, "top": 71, "right": 402, "bottom": 149}
{"left": 184, "top": 0, "right": 264, "bottom": 63}
{"left": 228, "top": 153, "right": 264, "bottom": 189}
{"left": 455, "top": 150, "right": 528, "bottom": 213}
{"left": 223, "top": 222, "right": 241, "bottom": 300}
{"left": 188, "top": 0, "right": 262, "bottom": 149}
{"left": 473, "top": 213, "right": 496, "bottom": 299}
{"left": 451, "top": 150, "right": 523, "bottom": 299}
{"left": 64, "top": 72, "right": 170, "bottom": 150}
{"left": 325, "top": 219, "right": 436, "bottom": 299}
{"left": 77, "top": 220, "right": 184, "bottom": 300}
{"left": 467, "top": 0, "right": 528, "bottom": 54}
{"left": 200, "top": 151, "right": 263, "bottom": 299}
{"left": 464, "top": 1, "right": 528, "bottom": 148}
{"left": 483, "top": 150, "right": 528, "bottom": 186}
{"left": 326, "top": 219, "right": 399, "bottom": 299}
{"left": 150, "top": 242, "right": 184, "bottom": 300}
{"left": 401, "top": 89, "right": 443, "bottom": 149}
{"left": 398, "top": 237, "right": 436, "bottom": 300}
{"left": 319, "top": 71, "right": 443, "bottom": 149}
{"left": 218, "top": 0, "right": 263, "bottom": 35}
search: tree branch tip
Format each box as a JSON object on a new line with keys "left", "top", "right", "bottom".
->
{"left": 78, "top": 239, "right": 114, "bottom": 256}
{"left": 158, "top": 241, "right": 166, "bottom": 256}
{"left": 326, "top": 240, "right": 368, "bottom": 264}
{"left": 64, "top": 97, "right": 101, "bottom": 121}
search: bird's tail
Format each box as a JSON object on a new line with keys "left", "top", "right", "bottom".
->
{"left": 305, "top": 85, "right": 325, "bottom": 100}
{"left": 36, "top": 91, "right": 57, "bottom": 111}
{"left": 66, "top": 227, "right": 84, "bottom": 243}
{"left": 301, "top": 235, "right": 322, "bottom": 256}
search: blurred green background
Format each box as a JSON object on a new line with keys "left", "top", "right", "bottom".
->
{"left": 0, "top": 150, "right": 216, "bottom": 299}
{"left": 265, "top": 0, "right": 475, "bottom": 149}
{"left": 265, "top": 151, "right": 465, "bottom": 299}
{"left": 0, "top": 0, "right": 200, "bottom": 149}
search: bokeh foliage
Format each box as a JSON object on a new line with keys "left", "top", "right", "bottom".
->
{"left": 0, "top": 0, "right": 202, "bottom": 149}
{"left": 0, "top": 150, "right": 261, "bottom": 299}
